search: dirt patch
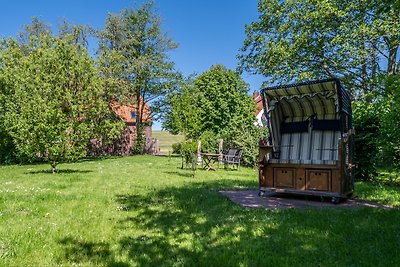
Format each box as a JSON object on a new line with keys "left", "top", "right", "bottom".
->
{"left": 220, "top": 190, "right": 393, "bottom": 209}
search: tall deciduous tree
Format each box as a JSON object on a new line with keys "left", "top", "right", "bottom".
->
{"left": 238, "top": 0, "right": 400, "bottom": 99}
{"left": 163, "top": 65, "right": 260, "bottom": 165}
{"left": 0, "top": 31, "right": 123, "bottom": 172}
{"left": 97, "top": 1, "right": 178, "bottom": 154}
{"left": 164, "top": 65, "right": 256, "bottom": 139}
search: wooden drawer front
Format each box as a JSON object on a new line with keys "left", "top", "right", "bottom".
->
{"left": 274, "top": 168, "right": 295, "bottom": 188}
{"left": 306, "top": 170, "right": 331, "bottom": 191}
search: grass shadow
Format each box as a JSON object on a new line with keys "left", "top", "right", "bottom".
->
{"left": 164, "top": 171, "right": 195, "bottom": 178}
{"left": 76, "top": 156, "right": 123, "bottom": 163}
{"left": 369, "top": 179, "right": 400, "bottom": 187}
{"left": 58, "top": 237, "right": 129, "bottom": 267}
{"left": 26, "top": 169, "right": 93, "bottom": 175}
{"left": 114, "top": 179, "right": 400, "bottom": 266}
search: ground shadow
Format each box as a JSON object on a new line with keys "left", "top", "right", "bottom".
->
{"left": 26, "top": 169, "right": 93, "bottom": 175}
{"left": 58, "top": 236, "right": 129, "bottom": 267}
{"left": 76, "top": 156, "right": 123, "bottom": 163}
{"left": 370, "top": 180, "right": 400, "bottom": 187}
{"left": 164, "top": 171, "right": 195, "bottom": 178}
{"left": 114, "top": 179, "right": 400, "bottom": 266}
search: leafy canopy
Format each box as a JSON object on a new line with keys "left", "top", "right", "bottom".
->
{"left": 238, "top": 0, "right": 400, "bottom": 172}
{"left": 0, "top": 32, "right": 123, "bottom": 171}
{"left": 238, "top": 0, "right": 400, "bottom": 99}
{"left": 163, "top": 64, "right": 262, "bottom": 165}
{"left": 98, "top": 1, "right": 179, "bottom": 154}
{"left": 164, "top": 64, "right": 256, "bottom": 139}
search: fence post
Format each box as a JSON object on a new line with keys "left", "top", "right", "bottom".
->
{"left": 197, "top": 140, "right": 202, "bottom": 165}
{"left": 218, "top": 139, "right": 223, "bottom": 165}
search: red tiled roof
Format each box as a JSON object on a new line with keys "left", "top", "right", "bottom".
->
{"left": 254, "top": 94, "right": 264, "bottom": 116}
{"left": 110, "top": 99, "right": 152, "bottom": 124}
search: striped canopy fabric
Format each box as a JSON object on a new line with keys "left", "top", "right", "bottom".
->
{"left": 263, "top": 79, "right": 339, "bottom": 118}
{"left": 261, "top": 79, "right": 351, "bottom": 165}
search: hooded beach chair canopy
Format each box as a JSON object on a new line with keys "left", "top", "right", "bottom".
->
{"left": 261, "top": 78, "right": 352, "bottom": 165}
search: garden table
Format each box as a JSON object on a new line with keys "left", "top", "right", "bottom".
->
{"left": 201, "top": 153, "right": 221, "bottom": 171}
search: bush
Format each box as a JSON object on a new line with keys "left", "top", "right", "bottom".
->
{"left": 379, "top": 75, "right": 400, "bottom": 168}
{"left": 0, "top": 130, "right": 16, "bottom": 164}
{"left": 228, "top": 125, "right": 267, "bottom": 167}
{"left": 352, "top": 101, "right": 379, "bottom": 181}
{"left": 199, "top": 131, "right": 221, "bottom": 153}
{"left": 172, "top": 140, "right": 198, "bottom": 155}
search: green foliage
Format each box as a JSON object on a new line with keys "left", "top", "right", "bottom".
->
{"left": 0, "top": 30, "right": 122, "bottom": 170}
{"left": 239, "top": 0, "right": 400, "bottom": 98}
{"left": 193, "top": 65, "right": 255, "bottom": 137}
{"left": 1, "top": 2, "right": 180, "bottom": 164}
{"left": 0, "top": 78, "right": 16, "bottom": 163}
{"left": 229, "top": 125, "right": 267, "bottom": 167}
{"left": 379, "top": 75, "right": 400, "bottom": 167}
{"left": 200, "top": 131, "right": 221, "bottom": 154}
{"left": 352, "top": 101, "right": 379, "bottom": 180}
{"left": 163, "top": 65, "right": 260, "bottom": 166}
{"left": 172, "top": 140, "right": 197, "bottom": 155}
{"left": 161, "top": 76, "right": 201, "bottom": 138}
{"left": 98, "top": 1, "right": 179, "bottom": 153}
{"left": 352, "top": 74, "right": 400, "bottom": 179}
{"left": 240, "top": 0, "right": 400, "bottom": 171}
{"left": 132, "top": 125, "right": 146, "bottom": 155}
{"left": 164, "top": 65, "right": 256, "bottom": 139}
{"left": 0, "top": 130, "right": 16, "bottom": 164}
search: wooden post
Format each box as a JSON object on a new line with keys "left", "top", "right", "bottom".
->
{"left": 197, "top": 140, "right": 202, "bottom": 165}
{"left": 154, "top": 138, "right": 159, "bottom": 155}
{"left": 218, "top": 139, "right": 223, "bottom": 165}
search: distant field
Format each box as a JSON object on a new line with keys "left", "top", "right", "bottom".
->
{"left": 152, "top": 130, "right": 184, "bottom": 154}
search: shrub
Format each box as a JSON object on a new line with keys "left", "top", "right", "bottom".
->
{"left": 172, "top": 140, "right": 198, "bottom": 155}
{"left": 379, "top": 75, "right": 400, "bottom": 168}
{"left": 352, "top": 101, "right": 379, "bottom": 181}
{"left": 227, "top": 125, "right": 267, "bottom": 167}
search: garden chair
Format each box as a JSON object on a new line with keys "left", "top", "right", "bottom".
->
{"left": 224, "top": 149, "right": 242, "bottom": 170}
{"left": 180, "top": 150, "right": 196, "bottom": 171}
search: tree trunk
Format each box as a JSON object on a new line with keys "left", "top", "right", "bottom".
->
{"left": 366, "top": 41, "right": 378, "bottom": 103}
{"left": 51, "top": 161, "right": 57, "bottom": 174}
{"left": 360, "top": 36, "right": 371, "bottom": 101}
{"left": 387, "top": 42, "right": 398, "bottom": 75}
{"left": 135, "top": 93, "right": 145, "bottom": 154}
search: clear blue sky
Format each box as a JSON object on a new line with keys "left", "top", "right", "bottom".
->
{"left": 0, "top": 0, "right": 265, "bottom": 129}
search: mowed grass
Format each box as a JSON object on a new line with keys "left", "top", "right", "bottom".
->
{"left": 0, "top": 156, "right": 400, "bottom": 266}
{"left": 152, "top": 130, "right": 184, "bottom": 155}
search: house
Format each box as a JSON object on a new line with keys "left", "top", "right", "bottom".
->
{"left": 253, "top": 91, "right": 267, "bottom": 127}
{"left": 89, "top": 97, "right": 157, "bottom": 156}
{"left": 111, "top": 97, "right": 155, "bottom": 155}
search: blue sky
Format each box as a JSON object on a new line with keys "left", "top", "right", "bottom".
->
{"left": 0, "top": 0, "right": 264, "bottom": 129}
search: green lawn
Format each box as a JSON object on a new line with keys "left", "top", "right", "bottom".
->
{"left": 1, "top": 156, "right": 400, "bottom": 266}
{"left": 152, "top": 130, "right": 184, "bottom": 155}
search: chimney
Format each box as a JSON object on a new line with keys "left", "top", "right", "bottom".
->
{"left": 253, "top": 90, "right": 260, "bottom": 99}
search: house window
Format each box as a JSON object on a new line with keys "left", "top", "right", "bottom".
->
{"left": 130, "top": 111, "right": 136, "bottom": 119}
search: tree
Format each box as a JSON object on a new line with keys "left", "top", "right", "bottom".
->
{"left": 238, "top": 0, "right": 400, "bottom": 99}
{"left": 0, "top": 31, "right": 123, "bottom": 172}
{"left": 378, "top": 75, "right": 400, "bottom": 167}
{"left": 163, "top": 64, "right": 261, "bottom": 166}
{"left": 97, "top": 1, "right": 178, "bottom": 154}
{"left": 352, "top": 101, "right": 379, "bottom": 180}
{"left": 17, "top": 16, "right": 52, "bottom": 47}
{"left": 161, "top": 75, "right": 203, "bottom": 138}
